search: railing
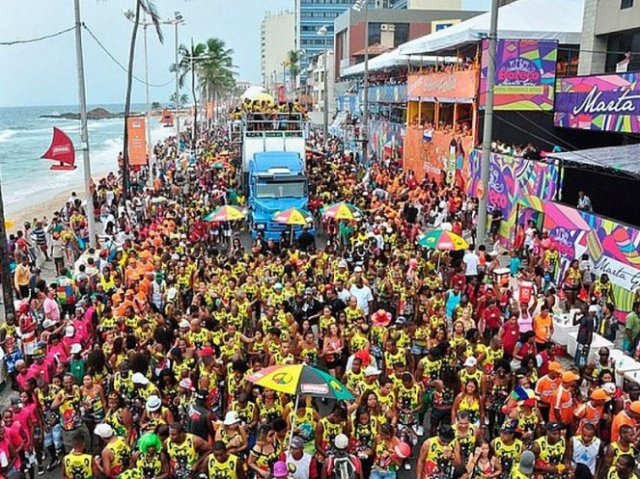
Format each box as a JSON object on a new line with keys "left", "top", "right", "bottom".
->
{"left": 244, "top": 113, "right": 307, "bottom": 132}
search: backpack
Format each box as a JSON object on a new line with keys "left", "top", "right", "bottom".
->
{"left": 328, "top": 453, "right": 357, "bottom": 479}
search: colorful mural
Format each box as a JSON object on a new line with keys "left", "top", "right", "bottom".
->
{"left": 404, "top": 127, "right": 474, "bottom": 184}
{"left": 480, "top": 39, "right": 558, "bottom": 111}
{"left": 369, "top": 119, "right": 404, "bottom": 161}
{"left": 554, "top": 72, "right": 640, "bottom": 133}
{"left": 519, "top": 197, "right": 640, "bottom": 319}
{"left": 466, "top": 150, "right": 561, "bottom": 237}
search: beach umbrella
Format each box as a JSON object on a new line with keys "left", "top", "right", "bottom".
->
{"left": 321, "top": 202, "right": 362, "bottom": 221}
{"left": 204, "top": 205, "right": 246, "bottom": 222}
{"left": 247, "top": 364, "right": 354, "bottom": 453}
{"left": 272, "top": 208, "right": 313, "bottom": 226}
{"left": 4, "top": 220, "right": 15, "bottom": 230}
{"left": 418, "top": 230, "right": 469, "bottom": 251}
{"left": 247, "top": 364, "right": 353, "bottom": 400}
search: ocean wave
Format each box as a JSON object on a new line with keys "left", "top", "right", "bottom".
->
{"left": 0, "top": 129, "right": 18, "bottom": 143}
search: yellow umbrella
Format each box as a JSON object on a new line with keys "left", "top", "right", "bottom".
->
{"left": 4, "top": 220, "right": 15, "bottom": 230}
{"left": 204, "top": 205, "right": 246, "bottom": 222}
{"left": 272, "top": 208, "right": 313, "bottom": 226}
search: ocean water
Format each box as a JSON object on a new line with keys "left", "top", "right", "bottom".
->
{"left": 0, "top": 104, "right": 172, "bottom": 215}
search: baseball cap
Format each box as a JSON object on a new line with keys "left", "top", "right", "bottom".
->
{"left": 546, "top": 422, "right": 563, "bottom": 432}
{"left": 464, "top": 357, "right": 477, "bottom": 368}
{"left": 179, "top": 378, "right": 194, "bottom": 390}
{"left": 630, "top": 401, "right": 640, "bottom": 414}
{"left": 354, "top": 265, "right": 363, "bottom": 273}
{"left": 223, "top": 411, "right": 241, "bottom": 426}
{"left": 65, "top": 325, "right": 75, "bottom": 337}
{"left": 519, "top": 450, "right": 535, "bottom": 474}
{"left": 364, "top": 365, "right": 381, "bottom": 377}
{"left": 562, "top": 371, "right": 580, "bottom": 383}
{"left": 42, "top": 319, "right": 56, "bottom": 329}
{"left": 290, "top": 436, "right": 305, "bottom": 449}
{"left": 548, "top": 361, "right": 563, "bottom": 374}
{"left": 199, "top": 347, "right": 214, "bottom": 358}
{"left": 94, "top": 423, "right": 114, "bottom": 439}
{"left": 273, "top": 461, "right": 288, "bottom": 478}
{"left": 591, "top": 388, "right": 611, "bottom": 401}
{"left": 132, "top": 372, "right": 149, "bottom": 385}
{"left": 334, "top": 434, "right": 349, "bottom": 450}
{"left": 70, "top": 343, "right": 82, "bottom": 355}
{"left": 178, "top": 320, "right": 190, "bottom": 329}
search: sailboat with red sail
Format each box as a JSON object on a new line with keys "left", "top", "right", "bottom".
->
{"left": 160, "top": 108, "right": 174, "bottom": 127}
{"left": 42, "top": 127, "right": 77, "bottom": 171}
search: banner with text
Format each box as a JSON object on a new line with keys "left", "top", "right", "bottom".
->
{"left": 407, "top": 70, "right": 477, "bottom": 102}
{"left": 127, "top": 116, "right": 147, "bottom": 166}
{"left": 539, "top": 203, "right": 640, "bottom": 320}
{"left": 480, "top": 39, "right": 558, "bottom": 111}
{"left": 554, "top": 72, "right": 640, "bottom": 132}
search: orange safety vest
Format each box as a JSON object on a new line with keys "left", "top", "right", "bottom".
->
{"left": 550, "top": 385, "right": 575, "bottom": 425}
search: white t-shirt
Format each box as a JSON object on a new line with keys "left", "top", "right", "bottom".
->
{"left": 463, "top": 251, "right": 480, "bottom": 276}
{"left": 349, "top": 284, "right": 374, "bottom": 316}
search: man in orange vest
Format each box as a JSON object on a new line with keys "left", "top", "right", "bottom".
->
{"left": 574, "top": 388, "right": 610, "bottom": 436}
{"left": 550, "top": 371, "right": 579, "bottom": 429}
{"left": 611, "top": 400, "right": 640, "bottom": 442}
{"left": 535, "top": 361, "right": 563, "bottom": 422}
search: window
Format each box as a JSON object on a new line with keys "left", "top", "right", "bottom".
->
{"left": 622, "top": 0, "right": 633, "bottom": 8}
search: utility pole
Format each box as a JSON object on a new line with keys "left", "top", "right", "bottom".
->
{"left": 74, "top": 0, "right": 96, "bottom": 248}
{"left": 477, "top": 0, "right": 500, "bottom": 246}
{"left": 174, "top": 20, "right": 180, "bottom": 137}
{"left": 142, "top": 15, "right": 153, "bottom": 174}
{"left": 318, "top": 26, "right": 330, "bottom": 147}
{"left": 361, "top": 0, "right": 370, "bottom": 164}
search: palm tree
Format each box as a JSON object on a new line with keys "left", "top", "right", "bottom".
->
{"left": 172, "top": 40, "right": 207, "bottom": 149}
{"left": 198, "top": 38, "right": 236, "bottom": 120}
{"left": 122, "top": 0, "right": 163, "bottom": 199}
{"left": 286, "top": 50, "right": 301, "bottom": 94}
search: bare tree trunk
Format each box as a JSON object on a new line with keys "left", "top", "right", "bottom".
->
{"left": 0, "top": 179, "right": 15, "bottom": 321}
{"left": 122, "top": 0, "right": 141, "bottom": 201}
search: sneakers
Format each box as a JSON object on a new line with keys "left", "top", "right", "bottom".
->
{"left": 47, "top": 458, "right": 61, "bottom": 472}
{"left": 416, "top": 425, "right": 424, "bottom": 437}
{"left": 37, "top": 466, "right": 45, "bottom": 476}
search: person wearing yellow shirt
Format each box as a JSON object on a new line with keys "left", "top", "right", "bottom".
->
{"left": 14, "top": 256, "right": 31, "bottom": 299}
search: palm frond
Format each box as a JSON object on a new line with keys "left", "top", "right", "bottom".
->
{"left": 139, "top": 0, "right": 164, "bottom": 43}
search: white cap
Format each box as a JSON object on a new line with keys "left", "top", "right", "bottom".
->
{"left": 65, "top": 325, "right": 75, "bottom": 337}
{"left": 334, "top": 434, "right": 349, "bottom": 450}
{"left": 132, "top": 372, "right": 149, "bottom": 385}
{"left": 464, "top": 357, "right": 477, "bottom": 368}
{"left": 364, "top": 365, "right": 381, "bottom": 377}
{"left": 179, "top": 320, "right": 190, "bottom": 329}
{"left": 94, "top": 423, "right": 114, "bottom": 439}
{"left": 42, "top": 319, "right": 55, "bottom": 329}
{"left": 146, "top": 395, "right": 162, "bottom": 412}
{"left": 179, "top": 378, "right": 194, "bottom": 390}
{"left": 223, "top": 411, "right": 241, "bottom": 426}
{"left": 70, "top": 343, "right": 82, "bottom": 355}
{"left": 354, "top": 266, "right": 363, "bottom": 273}
{"left": 338, "top": 259, "right": 348, "bottom": 268}
{"left": 603, "top": 382, "right": 616, "bottom": 395}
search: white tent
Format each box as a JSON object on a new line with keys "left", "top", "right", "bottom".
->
{"left": 399, "top": 0, "right": 584, "bottom": 55}
{"left": 341, "top": 50, "right": 459, "bottom": 77}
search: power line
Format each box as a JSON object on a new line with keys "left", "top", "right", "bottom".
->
{"left": 83, "top": 24, "right": 174, "bottom": 88}
{"left": 0, "top": 26, "right": 75, "bottom": 46}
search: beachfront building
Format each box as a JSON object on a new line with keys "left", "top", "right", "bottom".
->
{"left": 261, "top": 11, "right": 296, "bottom": 96}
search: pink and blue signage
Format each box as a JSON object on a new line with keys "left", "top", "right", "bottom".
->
{"left": 554, "top": 72, "right": 640, "bottom": 133}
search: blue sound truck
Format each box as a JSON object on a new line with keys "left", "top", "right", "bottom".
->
{"left": 248, "top": 151, "right": 311, "bottom": 241}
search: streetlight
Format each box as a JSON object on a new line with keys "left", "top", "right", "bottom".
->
{"left": 353, "top": 0, "right": 369, "bottom": 165}
{"left": 317, "top": 25, "right": 330, "bottom": 147}
{"left": 165, "top": 12, "right": 184, "bottom": 139}
{"left": 124, "top": 9, "right": 154, "bottom": 173}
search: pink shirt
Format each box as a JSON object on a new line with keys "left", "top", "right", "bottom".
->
{"left": 43, "top": 298, "right": 60, "bottom": 323}
{"left": 15, "top": 370, "right": 35, "bottom": 392}
{"left": 13, "top": 405, "right": 36, "bottom": 445}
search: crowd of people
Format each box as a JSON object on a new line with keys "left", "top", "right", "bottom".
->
{"left": 0, "top": 120, "right": 637, "bottom": 479}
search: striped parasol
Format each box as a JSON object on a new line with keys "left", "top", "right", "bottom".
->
{"left": 321, "top": 202, "right": 362, "bottom": 221}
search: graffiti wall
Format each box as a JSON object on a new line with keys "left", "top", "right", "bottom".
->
{"left": 466, "top": 150, "right": 561, "bottom": 237}
{"left": 404, "top": 127, "right": 474, "bottom": 183}
{"left": 530, "top": 201, "right": 640, "bottom": 319}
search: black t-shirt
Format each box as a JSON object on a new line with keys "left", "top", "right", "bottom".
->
{"left": 576, "top": 315, "right": 594, "bottom": 344}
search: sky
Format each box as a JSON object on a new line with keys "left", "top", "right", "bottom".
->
{"left": 0, "top": 0, "right": 489, "bottom": 108}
